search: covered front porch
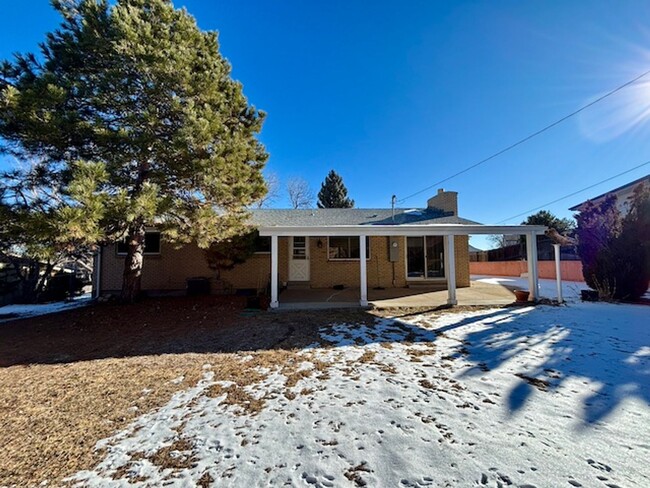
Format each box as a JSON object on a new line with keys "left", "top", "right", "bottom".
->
{"left": 260, "top": 224, "right": 546, "bottom": 309}
{"left": 276, "top": 279, "right": 518, "bottom": 309}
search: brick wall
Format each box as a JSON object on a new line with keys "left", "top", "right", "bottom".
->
{"left": 100, "top": 238, "right": 290, "bottom": 294}
{"left": 427, "top": 189, "right": 458, "bottom": 215}
{"left": 454, "top": 235, "right": 471, "bottom": 287}
{"left": 308, "top": 236, "right": 407, "bottom": 288}
{"left": 100, "top": 234, "right": 471, "bottom": 294}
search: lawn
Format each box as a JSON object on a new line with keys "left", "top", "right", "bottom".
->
{"left": 1, "top": 298, "right": 648, "bottom": 487}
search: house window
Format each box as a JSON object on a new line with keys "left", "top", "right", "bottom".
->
{"left": 328, "top": 236, "right": 371, "bottom": 260}
{"left": 253, "top": 233, "right": 271, "bottom": 253}
{"left": 117, "top": 231, "right": 161, "bottom": 255}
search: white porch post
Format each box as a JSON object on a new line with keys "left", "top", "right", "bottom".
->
{"left": 359, "top": 235, "right": 368, "bottom": 306}
{"left": 553, "top": 243, "right": 563, "bottom": 303}
{"left": 526, "top": 232, "right": 539, "bottom": 301}
{"left": 270, "top": 234, "right": 279, "bottom": 308}
{"left": 445, "top": 234, "right": 457, "bottom": 305}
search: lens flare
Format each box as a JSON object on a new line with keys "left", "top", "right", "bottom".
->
{"left": 579, "top": 75, "right": 650, "bottom": 142}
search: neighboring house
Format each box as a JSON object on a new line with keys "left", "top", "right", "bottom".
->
{"left": 468, "top": 244, "right": 487, "bottom": 262}
{"left": 569, "top": 174, "right": 649, "bottom": 215}
{"left": 95, "top": 189, "right": 547, "bottom": 307}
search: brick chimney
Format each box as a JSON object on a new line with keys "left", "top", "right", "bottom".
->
{"left": 426, "top": 188, "right": 458, "bottom": 215}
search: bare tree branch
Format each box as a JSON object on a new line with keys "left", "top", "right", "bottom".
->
{"left": 254, "top": 171, "right": 281, "bottom": 208}
{"left": 286, "top": 177, "right": 314, "bottom": 209}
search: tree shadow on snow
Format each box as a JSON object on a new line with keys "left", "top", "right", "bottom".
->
{"left": 439, "top": 303, "right": 650, "bottom": 426}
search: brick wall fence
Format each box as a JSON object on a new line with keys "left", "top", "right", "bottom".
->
{"left": 469, "top": 260, "right": 584, "bottom": 282}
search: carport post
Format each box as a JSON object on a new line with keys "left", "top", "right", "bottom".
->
{"left": 526, "top": 232, "right": 539, "bottom": 301}
{"left": 270, "top": 234, "right": 279, "bottom": 308}
{"left": 359, "top": 235, "right": 368, "bottom": 306}
{"left": 445, "top": 234, "right": 457, "bottom": 305}
{"left": 553, "top": 243, "right": 563, "bottom": 303}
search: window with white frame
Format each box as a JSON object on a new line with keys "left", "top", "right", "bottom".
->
{"left": 328, "top": 236, "right": 371, "bottom": 260}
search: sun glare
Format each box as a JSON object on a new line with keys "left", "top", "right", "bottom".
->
{"left": 579, "top": 55, "right": 650, "bottom": 142}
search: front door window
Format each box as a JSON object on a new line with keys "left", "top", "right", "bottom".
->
{"left": 292, "top": 236, "right": 307, "bottom": 259}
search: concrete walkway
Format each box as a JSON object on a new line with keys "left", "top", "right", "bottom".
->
{"left": 278, "top": 280, "right": 517, "bottom": 310}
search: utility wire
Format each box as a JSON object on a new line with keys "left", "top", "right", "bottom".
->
{"left": 494, "top": 160, "right": 650, "bottom": 224}
{"left": 397, "top": 68, "right": 650, "bottom": 204}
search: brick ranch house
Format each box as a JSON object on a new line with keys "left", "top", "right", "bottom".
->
{"left": 94, "top": 189, "right": 546, "bottom": 308}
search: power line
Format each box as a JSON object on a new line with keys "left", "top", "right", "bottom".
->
{"left": 397, "top": 68, "right": 650, "bottom": 204}
{"left": 494, "top": 160, "right": 650, "bottom": 224}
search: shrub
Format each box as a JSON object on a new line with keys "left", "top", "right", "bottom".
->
{"left": 576, "top": 183, "right": 649, "bottom": 300}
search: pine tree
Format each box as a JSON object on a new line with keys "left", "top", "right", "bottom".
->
{"left": 0, "top": 0, "right": 268, "bottom": 302}
{"left": 0, "top": 161, "right": 105, "bottom": 302}
{"left": 317, "top": 170, "right": 354, "bottom": 208}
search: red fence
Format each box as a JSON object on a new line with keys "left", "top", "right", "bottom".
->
{"left": 470, "top": 260, "right": 584, "bottom": 282}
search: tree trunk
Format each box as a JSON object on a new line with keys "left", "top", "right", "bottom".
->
{"left": 121, "top": 222, "right": 146, "bottom": 303}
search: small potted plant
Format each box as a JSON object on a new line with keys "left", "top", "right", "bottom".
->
{"left": 514, "top": 289, "right": 530, "bottom": 302}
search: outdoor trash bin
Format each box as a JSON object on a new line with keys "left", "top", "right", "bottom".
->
{"left": 186, "top": 277, "right": 210, "bottom": 296}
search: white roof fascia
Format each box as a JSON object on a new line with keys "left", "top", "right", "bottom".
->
{"left": 258, "top": 224, "right": 547, "bottom": 237}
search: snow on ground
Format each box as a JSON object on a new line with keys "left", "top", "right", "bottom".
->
{"left": 70, "top": 302, "right": 649, "bottom": 487}
{"left": 0, "top": 294, "right": 91, "bottom": 323}
{"left": 472, "top": 275, "right": 586, "bottom": 302}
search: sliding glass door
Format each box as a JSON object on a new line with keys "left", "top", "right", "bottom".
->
{"left": 406, "top": 236, "right": 445, "bottom": 279}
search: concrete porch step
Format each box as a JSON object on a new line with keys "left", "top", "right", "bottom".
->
{"left": 407, "top": 282, "right": 447, "bottom": 290}
{"left": 286, "top": 281, "right": 311, "bottom": 290}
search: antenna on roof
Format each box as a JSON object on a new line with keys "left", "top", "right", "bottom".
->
{"left": 391, "top": 195, "right": 396, "bottom": 222}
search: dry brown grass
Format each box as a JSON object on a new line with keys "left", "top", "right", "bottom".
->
{"left": 206, "top": 383, "right": 265, "bottom": 415}
{"left": 407, "top": 344, "right": 437, "bottom": 363}
{"left": 358, "top": 350, "right": 377, "bottom": 363}
{"left": 0, "top": 354, "right": 207, "bottom": 487}
{"left": 0, "top": 296, "right": 452, "bottom": 487}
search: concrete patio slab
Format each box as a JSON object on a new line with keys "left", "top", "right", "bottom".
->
{"left": 277, "top": 280, "right": 517, "bottom": 310}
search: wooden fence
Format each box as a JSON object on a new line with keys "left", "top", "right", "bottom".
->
{"left": 470, "top": 260, "right": 584, "bottom": 282}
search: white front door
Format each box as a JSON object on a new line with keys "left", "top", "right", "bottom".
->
{"left": 289, "top": 236, "right": 310, "bottom": 281}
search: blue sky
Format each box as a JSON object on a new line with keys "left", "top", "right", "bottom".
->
{"left": 2, "top": 1, "right": 650, "bottom": 248}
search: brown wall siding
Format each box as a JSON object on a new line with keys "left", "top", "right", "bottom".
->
{"left": 100, "top": 235, "right": 470, "bottom": 294}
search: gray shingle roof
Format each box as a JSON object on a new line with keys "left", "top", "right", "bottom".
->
{"left": 249, "top": 208, "right": 481, "bottom": 227}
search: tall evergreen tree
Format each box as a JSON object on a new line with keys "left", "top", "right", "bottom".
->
{"left": 317, "top": 170, "right": 354, "bottom": 208}
{"left": 0, "top": 0, "right": 268, "bottom": 302}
